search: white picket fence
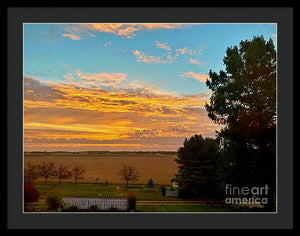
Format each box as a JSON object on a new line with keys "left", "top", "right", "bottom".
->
{"left": 62, "top": 197, "right": 127, "bottom": 210}
{"left": 166, "top": 189, "right": 178, "bottom": 197}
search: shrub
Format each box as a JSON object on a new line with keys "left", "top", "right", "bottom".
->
{"left": 24, "top": 184, "right": 40, "bottom": 203}
{"left": 88, "top": 205, "right": 98, "bottom": 211}
{"left": 45, "top": 190, "right": 64, "bottom": 210}
{"left": 105, "top": 180, "right": 109, "bottom": 186}
{"left": 127, "top": 191, "right": 137, "bottom": 211}
{"left": 161, "top": 185, "right": 166, "bottom": 196}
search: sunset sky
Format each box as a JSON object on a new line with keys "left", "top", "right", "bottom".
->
{"left": 24, "top": 23, "right": 277, "bottom": 151}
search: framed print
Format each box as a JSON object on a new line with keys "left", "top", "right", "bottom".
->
{"left": 6, "top": 5, "right": 294, "bottom": 230}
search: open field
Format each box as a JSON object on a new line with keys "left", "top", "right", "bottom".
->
{"left": 24, "top": 152, "right": 178, "bottom": 185}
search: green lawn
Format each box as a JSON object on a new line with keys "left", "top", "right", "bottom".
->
{"left": 136, "top": 204, "right": 232, "bottom": 212}
{"left": 30, "top": 182, "right": 236, "bottom": 212}
{"left": 35, "top": 182, "right": 180, "bottom": 201}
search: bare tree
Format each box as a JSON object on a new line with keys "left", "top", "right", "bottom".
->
{"left": 38, "top": 162, "right": 56, "bottom": 184}
{"left": 24, "top": 162, "right": 39, "bottom": 184}
{"left": 118, "top": 165, "right": 139, "bottom": 189}
{"left": 55, "top": 165, "right": 72, "bottom": 184}
{"left": 72, "top": 166, "right": 86, "bottom": 184}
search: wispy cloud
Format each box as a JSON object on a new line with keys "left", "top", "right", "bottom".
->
{"left": 62, "top": 33, "right": 82, "bottom": 40}
{"left": 61, "top": 23, "right": 184, "bottom": 40}
{"left": 61, "top": 65, "right": 127, "bottom": 87}
{"left": 103, "top": 42, "right": 112, "bottom": 47}
{"left": 132, "top": 41, "right": 205, "bottom": 65}
{"left": 189, "top": 58, "right": 206, "bottom": 66}
{"left": 175, "top": 47, "right": 203, "bottom": 56}
{"left": 155, "top": 41, "right": 172, "bottom": 51}
{"left": 180, "top": 71, "right": 209, "bottom": 83}
{"left": 271, "top": 33, "right": 277, "bottom": 38}
{"left": 132, "top": 50, "right": 174, "bottom": 64}
{"left": 76, "top": 71, "right": 127, "bottom": 86}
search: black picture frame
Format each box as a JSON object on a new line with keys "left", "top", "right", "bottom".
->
{"left": 4, "top": 4, "right": 294, "bottom": 230}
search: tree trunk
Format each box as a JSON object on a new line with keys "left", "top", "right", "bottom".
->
{"left": 45, "top": 177, "right": 47, "bottom": 184}
{"left": 59, "top": 178, "right": 61, "bottom": 184}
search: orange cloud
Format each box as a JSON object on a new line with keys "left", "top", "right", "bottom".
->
{"left": 24, "top": 76, "right": 219, "bottom": 151}
{"left": 62, "top": 23, "right": 183, "bottom": 40}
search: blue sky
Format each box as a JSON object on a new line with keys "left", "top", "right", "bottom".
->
{"left": 24, "top": 23, "right": 276, "bottom": 95}
{"left": 23, "top": 23, "right": 277, "bottom": 151}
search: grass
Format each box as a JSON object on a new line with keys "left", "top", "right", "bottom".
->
{"left": 136, "top": 205, "right": 232, "bottom": 212}
{"left": 28, "top": 182, "right": 246, "bottom": 212}
{"left": 35, "top": 182, "right": 180, "bottom": 201}
{"left": 30, "top": 182, "right": 181, "bottom": 211}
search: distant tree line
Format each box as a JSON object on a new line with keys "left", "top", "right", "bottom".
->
{"left": 173, "top": 36, "right": 276, "bottom": 210}
{"left": 25, "top": 162, "right": 142, "bottom": 187}
{"left": 24, "top": 162, "right": 86, "bottom": 184}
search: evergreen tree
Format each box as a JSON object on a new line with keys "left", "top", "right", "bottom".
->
{"left": 173, "top": 135, "right": 222, "bottom": 198}
{"left": 205, "top": 36, "right": 276, "bottom": 210}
